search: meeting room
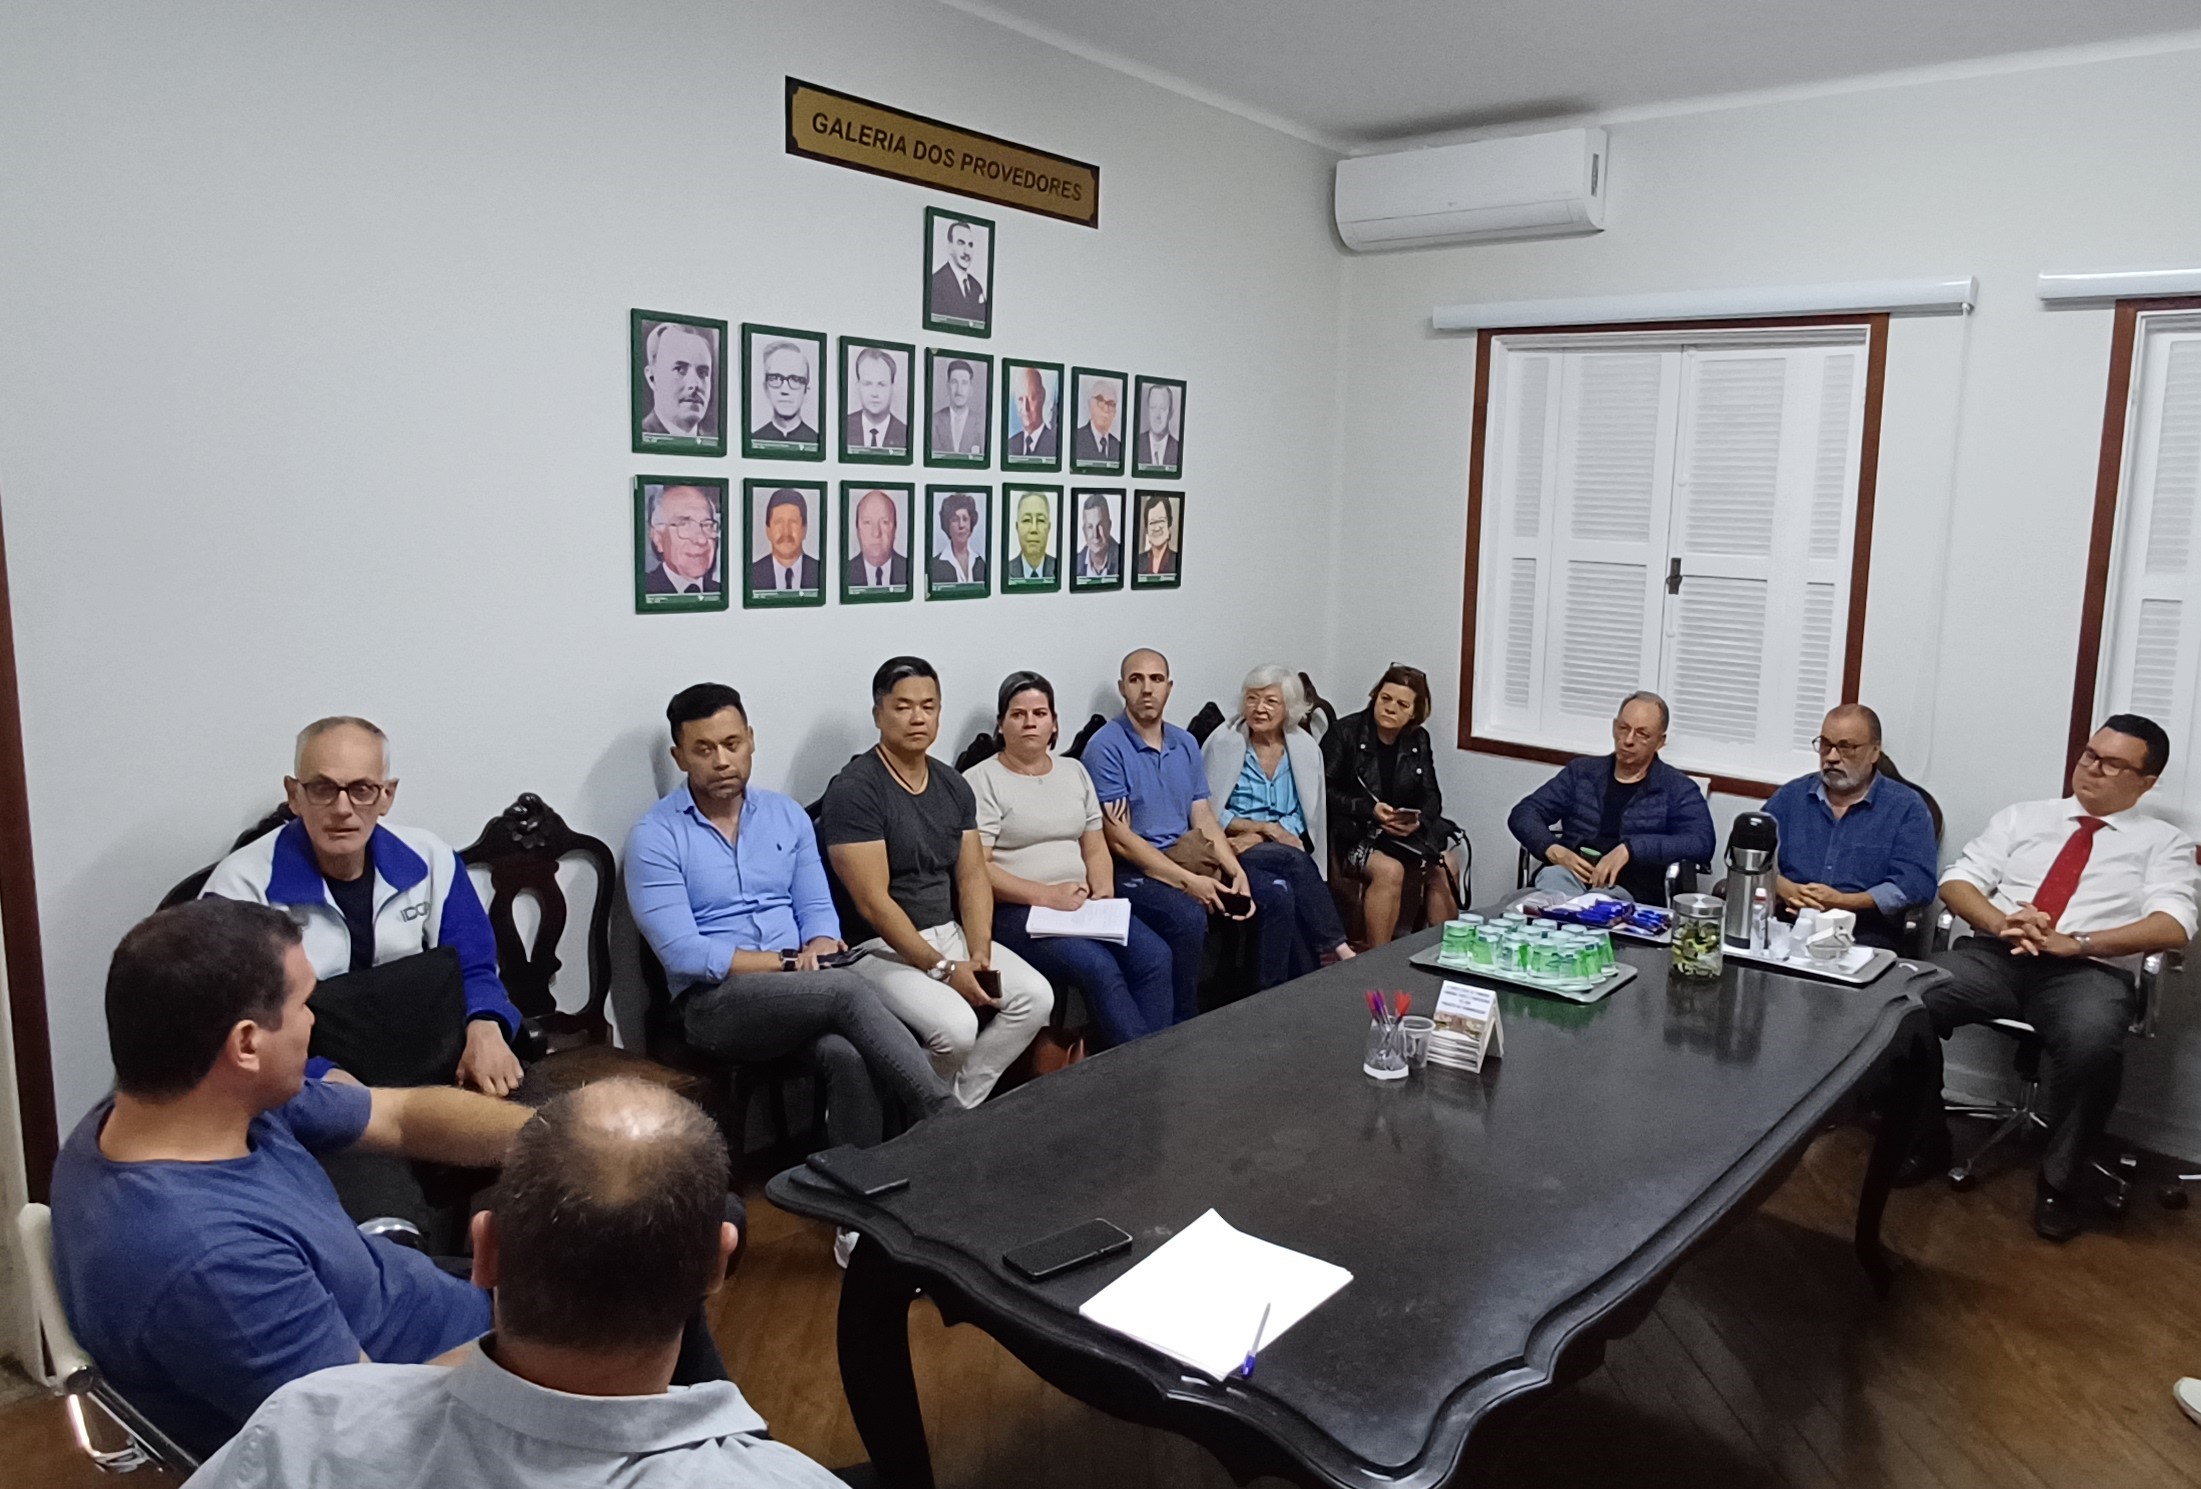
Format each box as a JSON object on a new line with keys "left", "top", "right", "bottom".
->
{"left": 5, "top": 3, "right": 2201, "bottom": 1486}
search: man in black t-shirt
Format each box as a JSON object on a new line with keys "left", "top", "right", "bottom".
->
{"left": 819, "top": 657, "right": 1053, "bottom": 1106}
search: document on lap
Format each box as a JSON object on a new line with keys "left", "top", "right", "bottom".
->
{"left": 1024, "top": 897, "right": 1133, "bottom": 944}
{"left": 1077, "top": 1208, "right": 1352, "bottom": 1381}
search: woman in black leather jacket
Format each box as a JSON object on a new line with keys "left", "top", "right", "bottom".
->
{"left": 1322, "top": 665, "right": 1462, "bottom": 945}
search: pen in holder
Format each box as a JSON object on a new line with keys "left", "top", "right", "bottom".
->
{"left": 1362, "top": 989, "right": 1409, "bottom": 1081}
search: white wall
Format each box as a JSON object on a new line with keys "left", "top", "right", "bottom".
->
{"left": 1329, "top": 44, "right": 2201, "bottom": 1157}
{"left": 0, "top": 0, "right": 1345, "bottom": 1129}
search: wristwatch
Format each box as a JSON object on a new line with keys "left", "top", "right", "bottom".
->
{"left": 2076, "top": 932, "right": 2095, "bottom": 958}
{"left": 926, "top": 957, "right": 955, "bottom": 982}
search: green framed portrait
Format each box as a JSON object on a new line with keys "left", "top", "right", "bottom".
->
{"left": 1130, "top": 376, "right": 1186, "bottom": 479}
{"left": 840, "top": 481, "right": 915, "bottom": 605}
{"left": 1130, "top": 490, "right": 1184, "bottom": 589}
{"left": 630, "top": 310, "right": 727, "bottom": 458}
{"left": 633, "top": 476, "right": 729, "bottom": 614}
{"left": 1067, "top": 486, "right": 1125, "bottom": 592}
{"left": 1068, "top": 366, "right": 1128, "bottom": 476}
{"left": 1000, "top": 359, "right": 1064, "bottom": 473}
{"left": 838, "top": 337, "right": 916, "bottom": 465}
{"left": 923, "top": 349, "right": 993, "bottom": 468}
{"left": 1000, "top": 484, "right": 1063, "bottom": 594}
{"left": 740, "top": 324, "right": 827, "bottom": 461}
{"left": 924, "top": 484, "right": 992, "bottom": 600}
{"left": 922, "top": 206, "right": 994, "bottom": 339}
{"left": 743, "top": 479, "right": 828, "bottom": 608}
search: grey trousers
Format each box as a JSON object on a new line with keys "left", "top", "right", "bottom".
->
{"left": 681, "top": 966, "right": 955, "bottom": 1148}
{"left": 1923, "top": 938, "right": 2132, "bottom": 1194}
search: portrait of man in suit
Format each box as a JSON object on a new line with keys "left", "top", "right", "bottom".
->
{"left": 844, "top": 485, "right": 912, "bottom": 597}
{"left": 629, "top": 312, "right": 726, "bottom": 456}
{"left": 747, "top": 484, "right": 823, "bottom": 603}
{"left": 924, "top": 209, "right": 992, "bottom": 336}
{"left": 634, "top": 479, "right": 726, "bottom": 612}
{"left": 1132, "top": 377, "right": 1184, "bottom": 477}
{"left": 927, "top": 352, "right": 990, "bottom": 464}
{"left": 927, "top": 488, "right": 989, "bottom": 596}
{"left": 841, "top": 342, "right": 910, "bottom": 461}
{"left": 1072, "top": 488, "right": 1123, "bottom": 590}
{"left": 1133, "top": 491, "right": 1182, "bottom": 586}
{"left": 744, "top": 328, "right": 824, "bottom": 458}
{"left": 1003, "top": 361, "right": 1060, "bottom": 468}
{"left": 1071, "top": 369, "right": 1126, "bottom": 474}
{"left": 1002, "top": 487, "right": 1059, "bottom": 591}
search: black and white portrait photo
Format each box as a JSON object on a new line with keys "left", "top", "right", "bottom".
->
{"left": 1131, "top": 376, "right": 1186, "bottom": 479}
{"left": 1001, "top": 484, "right": 1062, "bottom": 593}
{"left": 840, "top": 482, "right": 914, "bottom": 604}
{"left": 926, "top": 485, "right": 991, "bottom": 599}
{"left": 1069, "top": 367, "right": 1127, "bottom": 476}
{"left": 839, "top": 338, "right": 914, "bottom": 464}
{"left": 744, "top": 480, "right": 826, "bottom": 608}
{"left": 922, "top": 206, "right": 994, "bottom": 338}
{"left": 1131, "top": 490, "right": 1183, "bottom": 588}
{"left": 1001, "top": 359, "right": 1063, "bottom": 472}
{"left": 925, "top": 349, "right": 992, "bottom": 468}
{"left": 633, "top": 477, "right": 728, "bottom": 614}
{"left": 1069, "top": 486, "right": 1125, "bottom": 592}
{"left": 629, "top": 311, "right": 726, "bottom": 457}
{"left": 742, "top": 324, "right": 827, "bottom": 461}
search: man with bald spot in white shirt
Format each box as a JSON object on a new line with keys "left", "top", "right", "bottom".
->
{"left": 1905, "top": 713, "right": 2199, "bottom": 1241}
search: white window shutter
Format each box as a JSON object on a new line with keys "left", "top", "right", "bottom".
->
{"left": 1473, "top": 349, "right": 1562, "bottom": 734}
{"left": 2100, "top": 328, "right": 2201, "bottom": 824}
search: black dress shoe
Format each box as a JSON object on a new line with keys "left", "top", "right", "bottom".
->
{"left": 2034, "top": 1184, "right": 2084, "bottom": 1243}
{"left": 1892, "top": 1125, "right": 1953, "bottom": 1188}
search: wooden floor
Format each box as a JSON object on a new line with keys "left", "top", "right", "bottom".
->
{"left": 12, "top": 1127, "right": 2201, "bottom": 1488}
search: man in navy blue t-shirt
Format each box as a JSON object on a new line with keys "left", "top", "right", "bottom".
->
{"left": 49, "top": 899, "right": 532, "bottom": 1459}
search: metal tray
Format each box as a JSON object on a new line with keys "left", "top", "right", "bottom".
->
{"left": 1719, "top": 943, "right": 1898, "bottom": 987}
{"left": 1406, "top": 946, "right": 1640, "bottom": 1004}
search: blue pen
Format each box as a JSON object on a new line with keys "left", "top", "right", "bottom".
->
{"left": 1239, "top": 1301, "right": 1272, "bottom": 1379}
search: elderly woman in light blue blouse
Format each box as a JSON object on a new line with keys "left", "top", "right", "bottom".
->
{"left": 1201, "top": 664, "right": 1355, "bottom": 988}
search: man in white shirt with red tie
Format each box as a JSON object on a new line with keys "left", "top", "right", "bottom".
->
{"left": 1911, "top": 714, "right": 2199, "bottom": 1241}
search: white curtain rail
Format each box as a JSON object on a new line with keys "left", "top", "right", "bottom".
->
{"left": 1433, "top": 277, "right": 1977, "bottom": 332}
{"left": 2038, "top": 268, "right": 2201, "bottom": 303}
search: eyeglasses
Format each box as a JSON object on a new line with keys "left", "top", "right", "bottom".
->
{"left": 2078, "top": 747, "right": 2145, "bottom": 778}
{"left": 296, "top": 778, "right": 388, "bottom": 808}
{"left": 1813, "top": 737, "right": 1874, "bottom": 758}
{"left": 655, "top": 518, "right": 719, "bottom": 539}
{"left": 763, "top": 372, "right": 809, "bottom": 390}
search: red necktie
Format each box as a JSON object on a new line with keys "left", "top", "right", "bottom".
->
{"left": 2032, "top": 816, "right": 2107, "bottom": 925}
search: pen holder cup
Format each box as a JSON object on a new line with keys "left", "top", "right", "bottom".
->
{"left": 1363, "top": 1017, "right": 1410, "bottom": 1081}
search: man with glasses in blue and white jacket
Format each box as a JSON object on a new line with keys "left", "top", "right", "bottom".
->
{"left": 201, "top": 715, "right": 524, "bottom": 1098}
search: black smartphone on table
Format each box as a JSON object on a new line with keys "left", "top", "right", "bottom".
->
{"left": 1003, "top": 1219, "right": 1135, "bottom": 1281}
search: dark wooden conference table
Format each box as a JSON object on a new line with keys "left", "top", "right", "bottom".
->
{"left": 768, "top": 919, "right": 1941, "bottom": 1489}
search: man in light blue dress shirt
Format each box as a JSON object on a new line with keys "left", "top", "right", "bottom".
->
{"left": 625, "top": 683, "right": 952, "bottom": 1150}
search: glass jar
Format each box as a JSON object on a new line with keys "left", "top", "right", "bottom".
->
{"left": 1671, "top": 893, "right": 1724, "bottom": 980}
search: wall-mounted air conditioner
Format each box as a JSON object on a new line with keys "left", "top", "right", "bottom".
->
{"left": 1334, "top": 127, "right": 1607, "bottom": 252}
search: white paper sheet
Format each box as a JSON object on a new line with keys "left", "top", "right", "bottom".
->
{"left": 1024, "top": 897, "right": 1133, "bottom": 944}
{"left": 1076, "top": 1209, "right": 1353, "bottom": 1380}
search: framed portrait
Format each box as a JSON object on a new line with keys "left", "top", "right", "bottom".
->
{"left": 1068, "top": 366, "right": 1127, "bottom": 476}
{"left": 629, "top": 311, "right": 727, "bottom": 457}
{"left": 740, "top": 324, "right": 827, "bottom": 461}
{"left": 1067, "top": 487, "right": 1126, "bottom": 592}
{"left": 840, "top": 481, "right": 915, "bottom": 605}
{"left": 1000, "top": 484, "right": 1063, "bottom": 594}
{"left": 924, "top": 349, "right": 993, "bottom": 469}
{"left": 924, "top": 484, "right": 992, "bottom": 600}
{"left": 1130, "top": 490, "right": 1184, "bottom": 589}
{"left": 743, "top": 479, "right": 827, "bottom": 608}
{"left": 1131, "top": 376, "right": 1187, "bottom": 479}
{"left": 838, "top": 337, "right": 915, "bottom": 465}
{"left": 922, "top": 206, "right": 994, "bottom": 339}
{"left": 633, "top": 476, "right": 729, "bottom": 614}
{"left": 1000, "top": 358, "right": 1064, "bottom": 473}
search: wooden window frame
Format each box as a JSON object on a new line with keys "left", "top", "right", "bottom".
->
{"left": 1457, "top": 313, "right": 1890, "bottom": 798}
{"left": 0, "top": 480, "right": 57, "bottom": 1200}
{"left": 2065, "top": 296, "right": 2201, "bottom": 778}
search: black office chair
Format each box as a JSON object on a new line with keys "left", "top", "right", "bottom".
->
{"left": 1930, "top": 912, "right": 2184, "bottom": 1214}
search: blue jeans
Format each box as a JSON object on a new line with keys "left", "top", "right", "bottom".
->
{"left": 1239, "top": 841, "right": 1349, "bottom": 990}
{"left": 1115, "top": 873, "right": 1208, "bottom": 1025}
{"left": 993, "top": 903, "right": 1179, "bottom": 1049}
